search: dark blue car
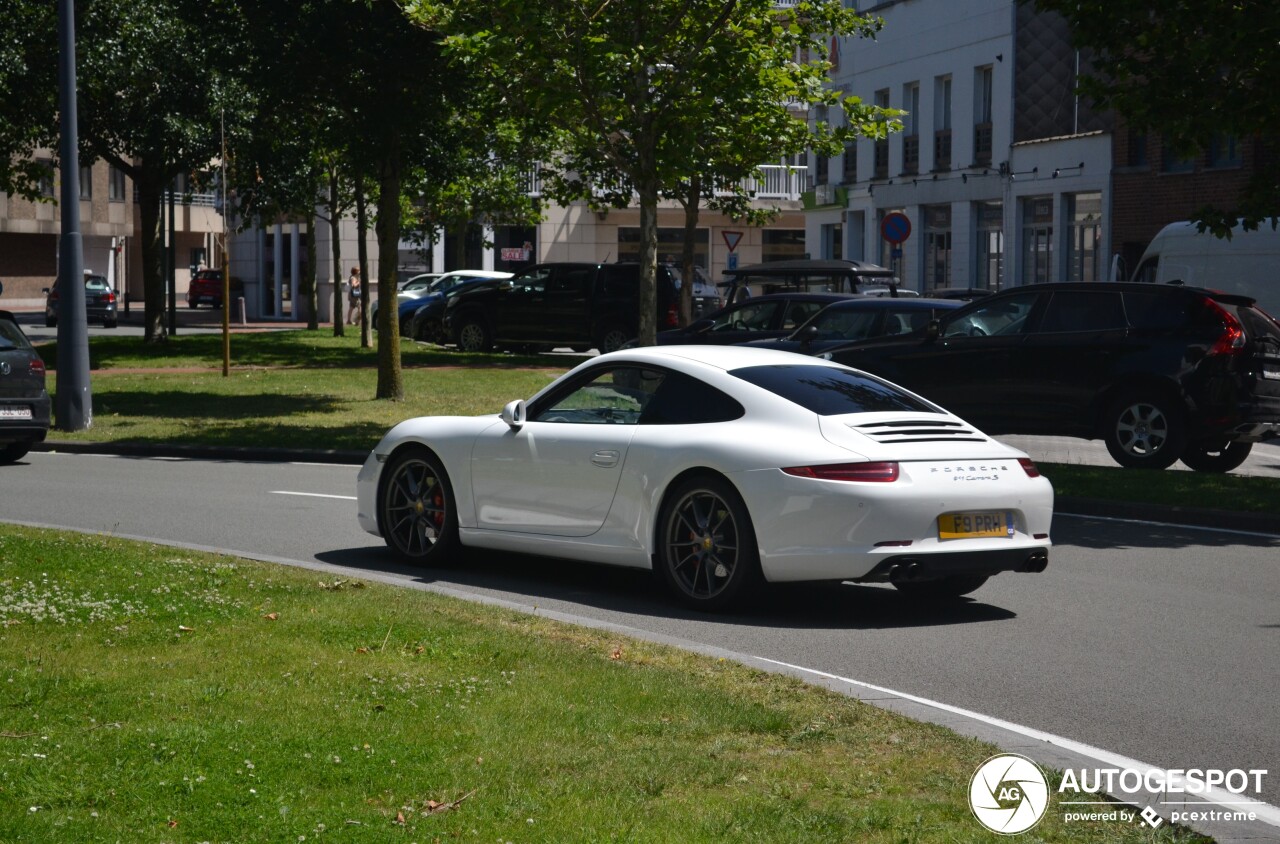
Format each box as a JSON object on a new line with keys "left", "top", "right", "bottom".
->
{"left": 744, "top": 297, "right": 962, "bottom": 355}
{"left": 405, "top": 277, "right": 507, "bottom": 343}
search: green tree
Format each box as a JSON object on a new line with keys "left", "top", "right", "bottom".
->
{"left": 0, "top": 0, "right": 56, "bottom": 200}
{"left": 439, "top": 0, "right": 896, "bottom": 345}
{"left": 1029, "top": 0, "right": 1279, "bottom": 235}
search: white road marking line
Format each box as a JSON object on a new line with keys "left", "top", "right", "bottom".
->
{"left": 1056, "top": 511, "right": 1280, "bottom": 539}
{"left": 752, "top": 655, "right": 1280, "bottom": 828}
{"left": 269, "top": 490, "right": 357, "bottom": 501}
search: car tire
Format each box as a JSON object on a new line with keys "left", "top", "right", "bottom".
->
{"left": 597, "top": 326, "right": 631, "bottom": 354}
{"left": 1102, "top": 391, "right": 1187, "bottom": 470}
{"left": 1179, "top": 439, "right": 1253, "bottom": 473}
{"left": 377, "top": 446, "right": 459, "bottom": 565}
{"left": 188, "top": 301, "right": 198, "bottom": 309}
{"left": 454, "top": 317, "right": 492, "bottom": 353}
{"left": 104, "top": 319, "right": 118, "bottom": 328}
{"left": 893, "top": 574, "right": 988, "bottom": 599}
{"left": 0, "top": 443, "right": 31, "bottom": 464}
{"left": 657, "top": 475, "right": 761, "bottom": 611}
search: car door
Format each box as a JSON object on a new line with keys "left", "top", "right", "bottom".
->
{"left": 469, "top": 365, "right": 657, "bottom": 536}
{"left": 542, "top": 265, "right": 593, "bottom": 344}
{"left": 1007, "top": 289, "right": 1128, "bottom": 434}
{"left": 493, "top": 266, "right": 552, "bottom": 342}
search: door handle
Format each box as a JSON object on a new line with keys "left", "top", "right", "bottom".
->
{"left": 590, "top": 449, "right": 620, "bottom": 468}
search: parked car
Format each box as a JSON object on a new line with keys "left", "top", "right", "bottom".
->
{"left": 821, "top": 282, "right": 1280, "bottom": 472}
{"left": 44, "top": 274, "right": 118, "bottom": 328}
{"left": 651, "top": 293, "right": 853, "bottom": 346}
{"left": 928, "top": 287, "right": 995, "bottom": 301}
{"left": 398, "top": 272, "right": 441, "bottom": 292}
{"left": 718, "top": 258, "right": 896, "bottom": 303}
{"left": 185, "top": 268, "right": 243, "bottom": 310}
{"left": 1129, "top": 220, "right": 1280, "bottom": 318}
{"left": 356, "top": 345, "right": 1052, "bottom": 610}
{"left": 668, "top": 265, "right": 722, "bottom": 319}
{"left": 372, "top": 270, "right": 512, "bottom": 325}
{"left": 442, "top": 262, "right": 682, "bottom": 353}
{"left": 405, "top": 277, "right": 508, "bottom": 344}
{"left": 747, "top": 297, "right": 962, "bottom": 355}
{"left": 0, "top": 310, "right": 50, "bottom": 463}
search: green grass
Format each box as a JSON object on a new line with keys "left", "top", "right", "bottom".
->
{"left": 0, "top": 526, "right": 1210, "bottom": 843}
{"left": 35, "top": 330, "right": 1280, "bottom": 513}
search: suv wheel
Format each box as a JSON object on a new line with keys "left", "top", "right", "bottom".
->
{"left": 1103, "top": 392, "right": 1187, "bottom": 470}
{"left": 597, "top": 325, "right": 631, "bottom": 354}
{"left": 1180, "top": 439, "right": 1253, "bottom": 473}
{"left": 0, "top": 443, "right": 31, "bottom": 464}
{"left": 454, "top": 318, "right": 492, "bottom": 353}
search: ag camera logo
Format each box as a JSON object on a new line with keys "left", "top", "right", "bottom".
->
{"left": 969, "top": 753, "right": 1050, "bottom": 834}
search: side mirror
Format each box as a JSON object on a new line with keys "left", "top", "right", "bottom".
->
{"left": 499, "top": 279, "right": 515, "bottom": 292}
{"left": 925, "top": 319, "right": 941, "bottom": 341}
{"left": 500, "top": 399, "right": 526, "bottom": 429}
{"left": 798, "top": 324, "right": 819, "bottom": 349}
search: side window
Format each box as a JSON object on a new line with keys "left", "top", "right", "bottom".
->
{"left": 549, "top": 267, "right": 592, "bottom": 295}
{"left": 1037, "top": 291, "right": 1126, "bottom": 333}
{"left": 1131, "top": 258, "right": 1158, "bottom": 285}
{"left": 711, "top": 301, "right": 780, "bottom": 331}
{"left": 530, "top": 366, "right": 662, "bottom": 425}
{"left": 640, "top": 371, "right": 745, "bottom": 424}
{"left": 942, "top": 292, "right": 1039, "bottom": 338}
{"left": 782, "top": 300, "right": 825, "bottom": 329}
{"left": 601, "top": 265, "right": 638, "bottom": 298}
{"left": 512, "top": 267, "right": 551, "bottom": 294}
{"left": 813, "top": 308, "right": 879, "bottom": 342}
{"left": 1124, "top": 291, "right": 1188, "bottom": 330}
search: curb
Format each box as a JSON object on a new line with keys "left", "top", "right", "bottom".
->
{"left": 32, "top": 440, "right": 1280, "bottom": 537}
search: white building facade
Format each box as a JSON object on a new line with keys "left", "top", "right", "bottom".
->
{"left": 809, "top": 0, "right": 1111, "bottom": 292}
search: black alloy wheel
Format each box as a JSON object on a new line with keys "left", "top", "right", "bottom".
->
{"left": 1103, "top": 392, "right": 1187, "bottom": 470}
{"left": 597, "top": 326, "right": 631, "bottom": 354}
{"left": 454, "top": 318, "right": 492, "bottom": 353}
{"left": 377, "top": 448, "right": 458, "bottom": 564}
{"left": 1179, "top": 439, "right": 1253, "bottom": 473}
{"left": 658, "top": 476, "right": 760, "bottom": 611}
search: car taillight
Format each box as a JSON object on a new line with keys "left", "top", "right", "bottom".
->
{"left": 29, "top": 359, "right": 45, "bottom": 377}
{"left": 664, "top": 304, "right": 679, "bottom": 328}
{"left": 1203, "top": 297, "right": 1246, "bottom": 356}
{"left": 105, "top": 292, "right": 116, "bottom": 304}
{"left": 782, "top": 461, "right": 900, "bottom": 482}
{"left": 1018, "top": 457, "right": 1040, "bottom": 478}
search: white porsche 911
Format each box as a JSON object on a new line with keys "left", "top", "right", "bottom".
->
{"left": 357, "top": 346, "right": 1053, "bottom": 610}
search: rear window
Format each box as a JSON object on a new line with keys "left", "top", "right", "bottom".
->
{"left": 730, "top": 364, "right": 938, "bottom": 416}
{"left": 85, "top": 276, "right": 110, "bottom": 291}
{"left": 0, "top": 317, "right": 32, "bottom": 349}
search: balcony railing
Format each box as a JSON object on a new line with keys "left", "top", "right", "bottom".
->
{"left": 934, "top": 129, "right": 952, "bottom": 171}
{"left": 974, "top": 122, "right": 993, "bottom": 166}
{"left": 902, "top": 135, "right": 919, "bottom": 175}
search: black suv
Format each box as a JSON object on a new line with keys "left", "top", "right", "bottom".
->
{"left": 822, "top": 282, "right": 1280, "bottom": 472}
{"left": 443, "top": 262, "right": 680, "bottom": 353}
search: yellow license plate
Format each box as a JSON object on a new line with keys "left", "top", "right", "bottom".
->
{"left": 938, "top": 511, "right": 1012, "bottom": 540}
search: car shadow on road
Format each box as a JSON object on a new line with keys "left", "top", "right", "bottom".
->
{"left": 1052, "top": 515, "right": 1280, "bottom": 551}
{"left": 313, "top": 546, "right": 1017, "bottom": 631}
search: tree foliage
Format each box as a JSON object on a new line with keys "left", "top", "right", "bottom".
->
{"left": 438, "top": 0, "right": 898, "bottom": 345}
{"left": 1029, "top": 0, "right": 1279, "bottom": 235}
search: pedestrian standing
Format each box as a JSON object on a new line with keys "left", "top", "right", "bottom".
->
{"left": 346, "top": 267, "right": 361, "bottom": 324}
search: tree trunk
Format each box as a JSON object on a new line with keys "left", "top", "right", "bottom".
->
{"left": 636, "top": 177, "right": 660, "bottom": 347}
{"left": 355, "top": 173, "right": 371, "bottom": 349}
{"left": 679, "top": 175, "right": 701, "bottom": 327}
{"left": 375, "top": 148, "right": 404, "bottom": 401}
{"left": 329, "top": 169, "right": 343, "bottom": 337}
{"left": 304, "top": 205, "right": 318, "bottom": 330}
{"left": 136, "top": 166, "right": 168, "bottom": 343}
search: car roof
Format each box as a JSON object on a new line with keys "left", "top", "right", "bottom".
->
{"left": 600, "top": 343, "right": 841, "bottom": 372}
{"left": 820, "top": 296, "right": 961, "bottom": 311}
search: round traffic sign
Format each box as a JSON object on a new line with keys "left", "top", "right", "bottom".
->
{"left": 881, "top": 212, "right": 911, "bottom": 244}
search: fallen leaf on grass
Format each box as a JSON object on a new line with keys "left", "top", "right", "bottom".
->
{"left": 355, "top": 647, "right": 370, "bottom": 654}
{"left": 394, "top": 811, "right": 406, "bottom": 825}
{"left": 167, "top": 819, "right": 178, "bottom": 828}
{"left": 609, "top": 647, "right": 623, "bottom": 660}
{"left": 421, "top": 789, "right": 478, "bottom": 816}
{"left": 262, "top": 612, "right": 279, "bottom": 621}
{"left": 178, "top": 625, "right": 194, "bottom": 632}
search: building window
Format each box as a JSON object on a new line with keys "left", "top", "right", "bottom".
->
{"left": 842, "top": 141, "right": 857, "bottom": 184}
{"left": 618, "top": 227, "right": 710, "bottom": 268}
{"left": 1021, "top": 197, "right": 1054, "bottom": 284}
{"left": 975, "top": 200, "right": 1003, "bottom": 290}
{"left": 873, "top": 88, "right": 890, "bottom": 179}
{"left": 1066, "top": 192, "right": 1102, "bottom": 282}
{"left": 762, "top": 229, "right": 806, "bottom": 263}
{"left": 923, "top": 205, "right": 952, "bottom": 291}
{"left": 79, "top": 164, "right": 92, "bottom": 199}
{"left": 815, "top": 150, "right": 829, "bottom": 186}
{"left": 902, "top": 82, "right": 920, "bottom": 175}
{"left": 38, "top": 159, "right": 55, "bottom": 198}
{"left": 822, "top": 223, "right": 843, "bottom": 260}
{"left": 1126, "top": 128, "right": 1148, "bottom": 168}
{"left": 1207, "top": 135, "right": 1241, "bottom": 168}
{"left": 1161, "top": 142, "right": 1196, "bottom": 173}
{"left": 933, "top": 76, "right": 952, "bottom": 171}
{"left": 974, "top": 66, "right": 993, "bottom": 166}
{"left": 109, "top": 165, "right": 127, "bottom": 201}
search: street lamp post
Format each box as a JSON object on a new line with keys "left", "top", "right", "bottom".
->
{"left": 55, "top": 0, "right": 92, "bottom": 430}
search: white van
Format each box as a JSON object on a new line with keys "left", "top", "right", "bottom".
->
{"left": 1129, "top": 221, "right": 1280, "bottom": 317}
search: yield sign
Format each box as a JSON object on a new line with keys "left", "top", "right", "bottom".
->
{"left": 722, "top": 230, "right": 743, "bottom": 252}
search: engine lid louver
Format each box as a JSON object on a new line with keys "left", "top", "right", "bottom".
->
{"left": 850, "top": 418, "right": 987, "bottom": 444}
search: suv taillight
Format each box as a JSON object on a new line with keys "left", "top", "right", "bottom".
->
{"left": 1203, "top": 297, "right": 1246, "bottom": 356}
{"left": 664, "top": 304, "right": 679, "bottom": 328}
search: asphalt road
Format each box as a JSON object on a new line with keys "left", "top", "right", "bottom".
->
{"left": 2, "top": 451, "right": 1277, "bottom": 811}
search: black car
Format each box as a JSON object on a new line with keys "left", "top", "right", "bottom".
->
{"left": 406, "top": 277, "right": 507, "bottom": 343}
{"left": 745, "top": 297, "right": 961, "bottom": 355}
{"left": 652, "top": 293, "right": 853, "bottom": 346}
{"left": 822, "top": 282, "right": 1280, "bottom": 472}
{"left": 44, "top": 274, "right": 119, "bottom": 328}
{"left": 443, "top": 262, "right": 681, "bottom": 353}
{"left": 0, "top": 310, "right": 51, "bottom": 463}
